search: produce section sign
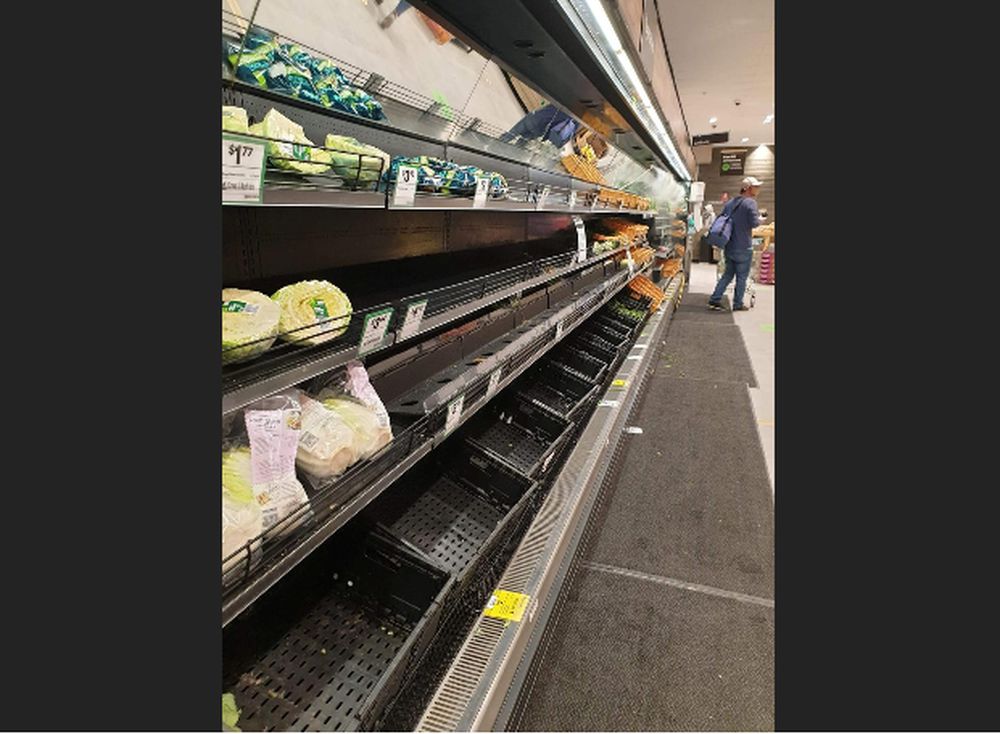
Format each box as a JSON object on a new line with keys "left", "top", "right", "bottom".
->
{"left": 223, "top": 135, "right": 266, "bottom": 204}
{"left": 720, "top": 150, "right": 746, "bottom": 176}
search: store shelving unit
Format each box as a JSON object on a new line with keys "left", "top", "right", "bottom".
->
{"left": 223, "top": 259, "right": 650, "bottom": 626}
{"left": 222, "top": 244, "right": 631, "bottom": 416}
{"left": 222, "top": 7, "right": 685, "bottom": 732}
{"left": 224, "top": 274, "right": 663, "bottom": 733}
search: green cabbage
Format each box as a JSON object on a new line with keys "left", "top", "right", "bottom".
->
{"left": 272, "top": 280, "right": 352, "bottom": 346}
{"left": 222, "top": 693, "right": 241, "bottom": 732}
{"left": 223, "top": 106, "right": 250, "bottom": 134}
{"left": 324, "top": 134, "right": 390, "bottom": 185}
{"left": 248, "top": 108, "right": 332, "bottom": 176}
{"left": 222, "top": 447, "right": 262, "bottom": 573}
{"left": 222, "top": 288, "right": 281, "bottom": 365}
{"left": 322, "top": 396, "right": 391, "bottom": 460}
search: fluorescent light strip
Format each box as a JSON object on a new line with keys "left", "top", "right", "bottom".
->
{"left": 558, "top": 0, "right": 691, "bottom": 181}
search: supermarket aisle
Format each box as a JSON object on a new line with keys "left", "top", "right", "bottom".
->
{"left": 514, "top": 274, "right": 774, "bottom": 731}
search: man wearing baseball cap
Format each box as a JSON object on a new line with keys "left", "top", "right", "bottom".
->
{"left": 708, "top": 176, "right": 765, "bottom": 311}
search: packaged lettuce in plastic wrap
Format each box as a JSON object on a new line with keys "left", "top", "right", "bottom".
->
{"left": 324, "top": 134, "right": 390, "bottom": 186}
{"left": 243, "top": 394, "right": 311, "bottom": 536}
{"left": 296, "top": 362, "right": 392, "bottom": 480}
{"left": 223, "top": 106, "right": 250, "bottom": 135}
{"left": 222, "top": 444, "right": 263, "bottom": 579}
{"left": 248, "top": 108, "right": 332, "bottom": 176}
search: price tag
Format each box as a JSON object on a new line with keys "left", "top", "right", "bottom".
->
{"left": 541, "top": 451, "right": 555, "bottom": 473}
{"left": 445, "top": 394, "right": 465, "bottom": 434}
{"left": 473, "top": 176, "right": 490, "bottom": 208}
{"left": 591, "top": 194, "right": 599, "bottom": 211}
{"left": 573, "top": 216, "right": 587, "bottom": 263}
{"left": 598, "top": 399, "right": 620, "bottom": 408}
{"left": 487, "top": 369, "right": 502, "bottom": 397}
{"left": 393, "top": 165, "right": 418, "bottom": 206}
{"left": 398, "top": 299, "right": 427, "bottom": 341}
{"left": 568, "top": 190, "right": 577, "bottom": 208}
{"left": 555, "top": 319, "right": 564, "bottom": 340}
{"left": 358, "top": 307, "right": 393, "bottom": 355}
{"left": 223, "top": 135, "right": 266, "bottom": 204}
{"left": 626, "top": 249, "right": 636, "bottom": 276}
{"left": 535, "top": 185, "right": 551, "bottom": 210}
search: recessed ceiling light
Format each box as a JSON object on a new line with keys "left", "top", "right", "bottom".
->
{"left": 763, "top": 114, "right": 774, "bottom": 124}
{"left": 709, "top": 116, "right": 718, "bottom": 124}
{"left": 741, "top": 137, "right": 750, "bottom": 143}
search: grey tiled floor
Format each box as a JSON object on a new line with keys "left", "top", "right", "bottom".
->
{"left": 688, "top": 263, "right": 775, "bottom": 495}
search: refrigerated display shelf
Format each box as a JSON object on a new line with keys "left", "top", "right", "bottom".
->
{"left": 548, "top": 346, "right": 609, "bottom": 385}
{"left": 223, "top": 76, "right": 654, "bottom": 215}
{"left": 415, "top": 281, "right": 683, "bottom": 733}
{"left": 515, "top": 365, "right": 600, "bottom": 423}
{"left": 222, "top": 262, "right": 650, "bottom": 626}
{"left": 222, "top": 244, "right": 630, "bottom": 416}
{"left": 463, "top": 400, "right": 574, "bottom": 479}
{"left": 369, "top": 450, "right": 538, "bottom": 585}
{"left": 224, "top": 529, "right": 451, "bottom": 733}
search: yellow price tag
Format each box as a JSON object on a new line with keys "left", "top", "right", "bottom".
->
{"left": 483, "top": 589, "right": 531, "bottom": 622}
{"left": 611, "top": 379, "right": 628, "bottom": 388}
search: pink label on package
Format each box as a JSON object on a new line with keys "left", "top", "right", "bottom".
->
{"left": 244, "top": 407, "right": 301, "bottom": 485}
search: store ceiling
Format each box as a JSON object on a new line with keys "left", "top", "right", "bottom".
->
{"left": 655, "top": 0, "right": 774, "bottom": 148}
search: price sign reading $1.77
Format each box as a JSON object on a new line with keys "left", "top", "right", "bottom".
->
{"left": 223, "top": 135, "right": 266, "bottom": 204}
{"left": 393, "top": 166, "right": 419, "bottom": 206}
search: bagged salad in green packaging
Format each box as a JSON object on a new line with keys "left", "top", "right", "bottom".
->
{"left": 248, "top": 108, "right": 332, "bottom": 176}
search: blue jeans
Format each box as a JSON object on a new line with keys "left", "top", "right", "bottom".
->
{"left": 710, "top": 256, "right": 751, "bottom": 308}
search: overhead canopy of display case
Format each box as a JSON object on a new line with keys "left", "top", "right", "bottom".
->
{"left": 413, "top": 0, "right": 695, "bottom": 181}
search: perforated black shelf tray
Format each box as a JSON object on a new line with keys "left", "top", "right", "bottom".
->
{"left": 223, "top": 528, "right": 450, "bottom": 732}
{"left": 548, "top": 345, "right": 610, "bottom": 384}
{"left": 463, "top": 400, "right": 574, "bottom": 479}
{"left": 516, "top": 364, "right": 600, "bottom": 422}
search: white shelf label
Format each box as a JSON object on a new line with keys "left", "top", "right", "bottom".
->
{"left": 487, "top": 369, "right": 502, "bottom": 397}
{"left": 473, "top": 176, "right": 490, "bottom": 208}
{"left": 398, "top": 299, "right": 427, "bottom": 341}
{"left": 223, "top": 135, "right": 266, "bottom": 204}
{"left": 573, "top": 216, "right": 587, "bottom": 263}
{"left": 568, "top": 190, "right": 577, "bottom": 208}
{"left": 598, "top": 399, "right": 620, "bottom": 408}
{"left": 358, "top": 307, "right": 393, "bottom": 355}
{"left": 445, "top": 394, "right": 465, "bottom": 434}
{"left": 555, "top": 319, "right": 564, "bottom": 340}
{"left": 626, "top": 249, "right": 636, "bottom": 276}
{"left": 393, "top": 166, "right": 418, "bottom": 206}
{"left": 535, "top": 185, "right": 551, "bottom": 210}
{"left": 541, "top": 451, "right": 555, "bottom": 473}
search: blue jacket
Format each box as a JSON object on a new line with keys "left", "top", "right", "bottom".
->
{"left": 720, "top": 196, "right": 761, "bottom": 262}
